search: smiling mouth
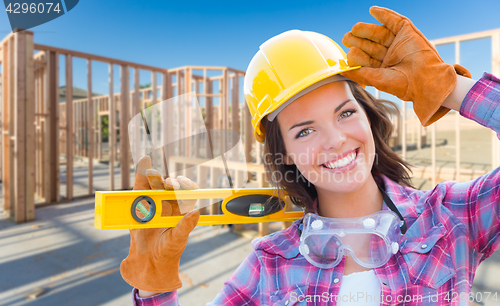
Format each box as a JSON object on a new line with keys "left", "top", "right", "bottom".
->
{"left": 321, "top": 148, "right": 359, "bottom": 170}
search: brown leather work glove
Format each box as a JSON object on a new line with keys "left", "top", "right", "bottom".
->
{"left": 120, "top": 156, "right": 200, "bottom": 293}
{"left": 341, "top": 6, "right": 471, "bottom": 126}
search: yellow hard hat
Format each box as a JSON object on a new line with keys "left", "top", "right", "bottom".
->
{"left": 243, "top": 30, "right": 360, "bottom": 143}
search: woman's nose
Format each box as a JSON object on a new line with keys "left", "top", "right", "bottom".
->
{"left": 322, "top": 125, "right": 346, "bottom": 151}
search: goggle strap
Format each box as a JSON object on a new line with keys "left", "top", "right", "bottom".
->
{"left": 377, "top": 185, "right": 407, "bottom": 234}
{"left": 297, "top": 184, "right": 408, "bottom": 236}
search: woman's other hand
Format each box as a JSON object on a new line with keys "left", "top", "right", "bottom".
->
{"left": 341, "top": 6, "right": 471, "bottom": 126}
{"left": 120, "top": 156, "right": 200, "bottom": 295}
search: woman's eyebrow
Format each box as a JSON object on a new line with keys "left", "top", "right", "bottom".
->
{"left": 289, "top": 120, "right": 314, "bottom": 131}
{"left": 288, "top": 99, "right": 353, "bottom": 132}
{"left": 334, "top": 99, "right": 352, "bottom": 113}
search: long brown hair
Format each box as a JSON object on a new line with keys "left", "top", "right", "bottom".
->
{"left": 261, "top": 81, "right": 415, "bottom": 213}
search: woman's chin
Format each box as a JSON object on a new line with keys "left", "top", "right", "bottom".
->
{"left": 312, "top": 167, "right": 370, "bottom": 193}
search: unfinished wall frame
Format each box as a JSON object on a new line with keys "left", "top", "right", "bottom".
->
{"left": 2, "top": 28, "right": 497, "bottom": 233}
{"left": 0, "top": 31, "right": 36, "bottom": 222}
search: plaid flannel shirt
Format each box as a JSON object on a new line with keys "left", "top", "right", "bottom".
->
{"left": 133, "top": 73, "right": 500, "bottom": 305}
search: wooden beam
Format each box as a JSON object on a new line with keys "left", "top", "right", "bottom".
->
{"left": 25, "top": 32, "right": 35, "bottom": 221}
{"left": 197, "top": 165, "right": 208, "bottom": 215}
{"left": 222, "top": 69, "right": 228, "bottom": 155}
{"left": 131, "top": 68, "right": 140, "bottom": 173}
{"left": 231, "top": 75, "right": 239, "bottom": 133}
{"left": 194, "top": 80, "right": 201, "bottom": 158}
{"left": 45, "top": 51, "right": 59, "bottom": 202}
{"left": 231, "top": 75, "right": 240, "bottom": 163}
{"left": 168, "top": 66, "right": 246, "bottom": 75}
{"left": 431, "top": 28, "right": 500, "bottom": 46}
{"left": 185, "top": 68, "right": 191, "bottom": 157}
{"left": 87, "top": 59, "right": 94, "bottom": 194}
{"left": 2, "top": 39, "right": 10, "bottom": 214}
{"left": 161, "top": 71, "right": 171, "bottom": 177}
{"left": 35, "top": 67, "right": 41, "bottom": 197}
{"left": 151, "top": 71, "right": 158, "bottom": 167}
{"left": 0, "top": 69, "right": 2, "bottom": 185}
{"left": 244, "top": 100, "right": 253, "bottom": 164}
{"left": 12, "top": 32, "right": 35, "bottom": 222}
{"left": 34, "top": 43, "right": 168, "bottom": 73}
{"left": 205, "top": 78, "right": 213, "bottom": 159}
{"left": 8, "top": 37, "right": 15, "bottom": 217}
{"left": 109, "top": 64, "right": 115, "bottom": 190}
{"left": 176, "top": 71, "right": 184, "bottom": 156}
{"left": 77, "top": 99, "right": 80, "bottom": 157}
{"left": 65, "top": 54, "right": 73, "bottom": 200}
{"left": 120, "top": 65, "right": 130, "bottom": 190}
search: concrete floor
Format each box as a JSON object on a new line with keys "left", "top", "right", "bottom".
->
{"left": 0, "top": 198, "right": 260, "bottom": 305}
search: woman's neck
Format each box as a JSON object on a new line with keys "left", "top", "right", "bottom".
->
{"left": 316, "top": 175, "right": 383, "bottom": 219}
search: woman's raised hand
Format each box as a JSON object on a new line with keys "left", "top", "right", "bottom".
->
{"left": 341, "top": 6, "right": 471, "bottom": 126}
{"left": 120, "top": 156, "right": 200, "bottom": 295}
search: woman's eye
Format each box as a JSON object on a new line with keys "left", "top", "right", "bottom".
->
{"left": 296, "top": 128, "right": 313, "bottom": 139}
{"left": 340, "top": 109, "right": 357, "bottom": 119}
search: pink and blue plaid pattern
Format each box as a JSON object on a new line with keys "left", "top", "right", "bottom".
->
{"left": 133, "top": 73, "right": 500, "bottom": 305}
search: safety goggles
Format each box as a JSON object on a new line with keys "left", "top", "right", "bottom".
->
{"left": 298, "top": 186, "right": 407, "bottom": 269}
{"left": 299, "top": 211, "right": 404, "bottom": 269}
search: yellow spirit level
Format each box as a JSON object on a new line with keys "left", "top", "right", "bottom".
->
{"left": 95, "top": 188, "right": 304, "bottom": 230}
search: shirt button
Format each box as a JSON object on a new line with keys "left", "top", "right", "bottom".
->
{"left": 421, "top": 244, "right": 428, "bottom": 249}
{"left": 285, "top": 300, "right": 289, "bottom": 305}
{"left": 334, "top": 278, "right": 340, "bottom": 284}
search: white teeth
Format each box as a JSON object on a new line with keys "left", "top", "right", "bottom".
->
{"left": 323, "top": 151, "right": 357, "bottom": 169}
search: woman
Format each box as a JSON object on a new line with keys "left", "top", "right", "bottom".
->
{"left": 122, "top": 7, "right": 500, "bottom": 305}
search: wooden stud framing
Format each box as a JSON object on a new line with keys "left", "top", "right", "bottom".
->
{"left": 120, "top": 65, "right": 130, "bottom": 190}
{"left": 161, "top": 71, "right": 171, "bottom": 176}
{"left": 231, "top": 74, "right": 240, "bottom": 162}
{"left": 8, "top": 37, "right": 14, "bottom": 216}
{"left": 205, "top": 77, "right": 213, "bottom": 159}
{"left": 3, "top": 27, "right": 499, "bottom": 229}
{"left": 34, "top": 43, "right": 168, "bottom": 73}
{"left": 185, "top": 68, "right": 191, "bottom": 157}
{"left": 109, "top": 64, "right": 115, "bottom": 190}
{"left": 15, "top": 32, "right": 27, "bottom": 221}
{"left": 151, "top": 71, "right": 158, "bottom": 167}
{"left": 6, "top": 31, "right": 36, "bottom": 222}
{"left": 243, "top": 101, "right": 253, "bottom": 164}
{"left": 176, "top": 71, "right": 184, "bottom": 156}
{"left": 1, "top": 31, "right": 253, "bottom": 222}
{"left": 431, "top": 29, "right": 500, "bottom": 178}
{"left": 2, "top": 39, "right": 10, "bottom": 214}
{"left": 131, "top": 67, "right": 140, "bottom": 173}
{"left": 87, "top": 59, "right": 94, "bottom": 194}
{"left": 46, "top": 51, "right": 59, "bottom": 202}
{"left": 221, "top": 69, "right": 228, "bottom": 156}
{"left": 65, "top": 54, "right": 73, "bottom": 200}
{"left": 0, "top": 70, "right": 2, "bottom": 184}
{"left": 25, "top": 32, "right": 35, "bottom": 220}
